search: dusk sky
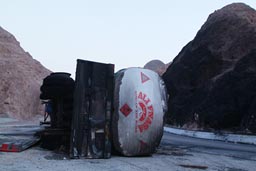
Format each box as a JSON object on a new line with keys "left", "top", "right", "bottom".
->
{"left": 1, "top": 0, "right": 255, "bottom": 77}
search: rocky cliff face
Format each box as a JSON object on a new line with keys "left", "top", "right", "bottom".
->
{"left": 163, "top": 3, "right": 256, "bottom": 133}
{"left": 0, "top": 26, "right": 51, "bottom": 119}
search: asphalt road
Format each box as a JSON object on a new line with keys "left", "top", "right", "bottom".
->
{"left": 1, "top": 131, "right": 256, "bottom": 171}
{"left": 162, "top": 132, "right": 256, "bottom": 160}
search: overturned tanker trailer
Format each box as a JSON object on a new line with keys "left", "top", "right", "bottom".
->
{"left": 112, "top": 68, "right": 168, "bottom": 156}
{"left": 39, "top": 60, "right": 167, "bottom": 158}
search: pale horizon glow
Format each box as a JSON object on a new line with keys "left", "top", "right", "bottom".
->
{"left": 0, "top": 0, "right": 255, "bottom": 77}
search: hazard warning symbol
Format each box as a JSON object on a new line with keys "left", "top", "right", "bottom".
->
{"left": 141, "top": 72, "right": 150, "bottom": 84}
{"left": 120, "top": 103, "right": 132, "bottom": 117}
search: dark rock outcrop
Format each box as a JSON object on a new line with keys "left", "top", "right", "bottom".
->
{"left": 163, "top": 3, "right": 256, "bottom": 132}
{"left": 0, "top": 26, "right": 51, "bottom": 119}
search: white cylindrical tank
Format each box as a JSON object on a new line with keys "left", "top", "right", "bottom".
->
{"left": 112, "top": 68, "right": 168, "bottom": 156}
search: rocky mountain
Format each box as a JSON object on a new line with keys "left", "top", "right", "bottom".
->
{"left": 163, "top": 3, "right": 256, "bottom": 133}
{"left": 144, "top": 60, "right": 169, "bottom": 75}
{"left": 0, "top": 26, "right": 51, "bottom": 119}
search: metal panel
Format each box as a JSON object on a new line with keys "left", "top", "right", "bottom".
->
{"left": 70, "top": 59, "right": 114, "bottom": 159}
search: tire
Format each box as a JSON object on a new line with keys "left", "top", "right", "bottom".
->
{"left": 42, "top": 72, "right": 74, "bottom": 87}
{"left": 40, "top": 85, "right": 74, "bottom": 97}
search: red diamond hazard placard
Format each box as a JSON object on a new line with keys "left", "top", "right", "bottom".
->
{"left": 120, "top": 103, "right": 132, "bottom": 117}
{"left": 141, "top": 72, "right": 150, "bottom": 84}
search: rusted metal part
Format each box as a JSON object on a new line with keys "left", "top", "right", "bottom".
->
{"left": 70, "top": 59, "right": 114, "bottom": 159}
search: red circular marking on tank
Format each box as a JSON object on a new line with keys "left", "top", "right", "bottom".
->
{"left": 138, "top": 102, "right": 147, "bottom": 122}
{"left": 136, "top": 92, "right": 154, "bottom": 133}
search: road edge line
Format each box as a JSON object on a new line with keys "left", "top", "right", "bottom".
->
{"left": 164, "top": 127, "right": 256, "bottom": 145}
